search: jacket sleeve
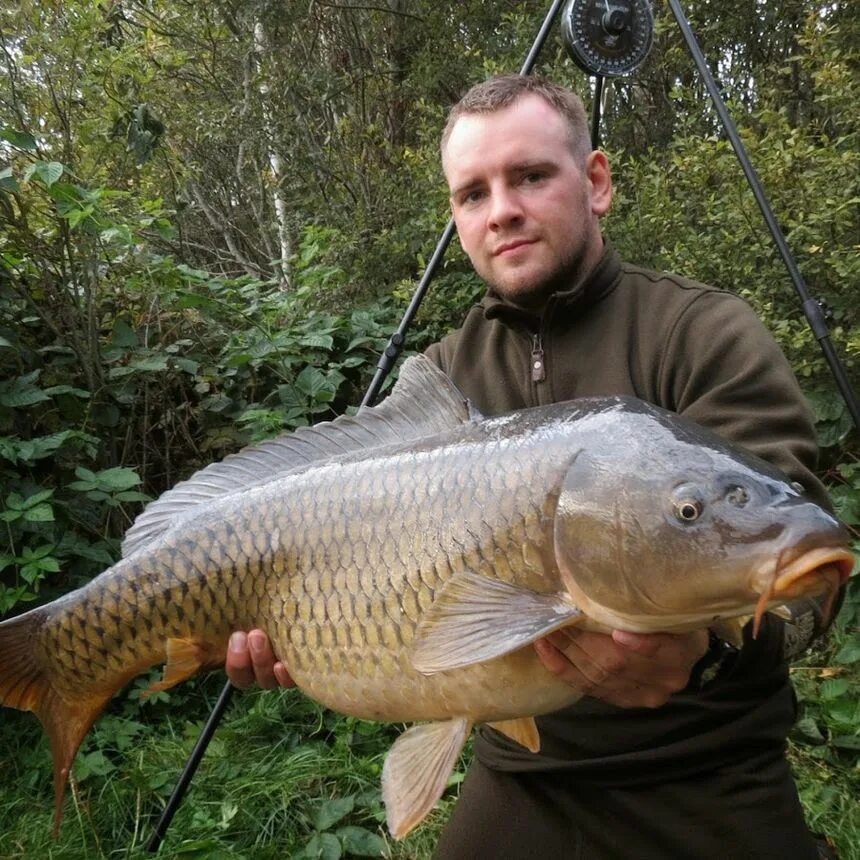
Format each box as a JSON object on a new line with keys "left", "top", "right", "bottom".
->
{"left": 659, "top": 290, "right": 837, "bottom": 658}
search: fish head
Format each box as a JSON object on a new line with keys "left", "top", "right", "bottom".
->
{"left": 552, "top": 400, "right": 855, "bottom": 631}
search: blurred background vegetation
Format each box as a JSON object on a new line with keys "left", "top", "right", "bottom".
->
{"left": 0, "top": 0, "right": 857, "bottom": 857}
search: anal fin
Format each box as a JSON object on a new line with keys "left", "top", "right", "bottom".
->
{"left": 143, "top": 637, "right": 222, "bottom": 698}
{"left": 487, "top": 717, "right": 540, "bottom": 753}
{"left": 382, "top": 718, "right": 472, "bottom": 840}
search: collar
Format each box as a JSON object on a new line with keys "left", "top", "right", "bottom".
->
{"left": 480, "top": 237, "right": 622, "bottom": 325}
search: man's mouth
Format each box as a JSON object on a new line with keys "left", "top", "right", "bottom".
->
{"left": 494, "top": 239, "right": 536, "bottom": 256}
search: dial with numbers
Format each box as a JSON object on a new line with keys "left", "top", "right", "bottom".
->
{"left": 561, "top": 0, "right": 654, "bottom": 76}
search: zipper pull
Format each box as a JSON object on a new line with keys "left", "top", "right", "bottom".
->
{"left": 531, "top": 334, "right": 546, "bottom": 382}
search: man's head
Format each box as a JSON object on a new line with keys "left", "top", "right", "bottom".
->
{"left": 441, "top": 75, "right": 612, "bottom": 310}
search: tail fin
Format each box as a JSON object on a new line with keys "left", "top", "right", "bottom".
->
{"left": 0, "top": 607, "right": 116, "bottom": 835}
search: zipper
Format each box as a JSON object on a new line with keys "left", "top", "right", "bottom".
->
{"left": 531, "top": 333, "right": 546, "bottom": 383}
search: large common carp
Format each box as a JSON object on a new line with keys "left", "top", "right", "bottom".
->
{"left": 0, "top": 356, "right": 854, "bottom": 839}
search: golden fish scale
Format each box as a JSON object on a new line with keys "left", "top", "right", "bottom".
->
{"left": 36, "top": 427, "right": 579, "bottom": 722}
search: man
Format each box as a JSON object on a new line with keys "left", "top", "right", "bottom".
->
{"left": 228, "top": 75, "right": 831, "bottom": 858}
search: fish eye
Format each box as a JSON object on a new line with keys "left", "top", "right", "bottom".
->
{"left": 674, "top": 498, "right": 703, "bottom": 522}
{"left": 725, "top": 485, "right": 750, "bottom": 507}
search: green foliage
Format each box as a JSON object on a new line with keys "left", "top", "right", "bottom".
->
{"left": 789, "top": 572, "right": 860, "bottom": 859}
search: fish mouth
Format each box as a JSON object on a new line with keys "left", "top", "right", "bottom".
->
{"left": 752, "top": 547, "right": 855, "bottom": 636}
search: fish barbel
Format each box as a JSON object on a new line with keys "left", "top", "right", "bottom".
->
{"left": 0, "top": 356, "right": 854, "bottom": 839}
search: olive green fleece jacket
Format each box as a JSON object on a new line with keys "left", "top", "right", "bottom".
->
{"left": 424, "top": 238, "right": 828, "bottom": 782}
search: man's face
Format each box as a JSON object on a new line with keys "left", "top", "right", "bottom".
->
{"left": 443, "top": 94, "right": 611, "bottom": 309}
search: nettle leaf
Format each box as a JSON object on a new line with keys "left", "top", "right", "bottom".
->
{"left": 313, "top": 795, "right": 355, "bottom": 832}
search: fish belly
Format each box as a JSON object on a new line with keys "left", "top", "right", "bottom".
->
{"left": 258, "top": 431, "right": 578, "bottom": 722}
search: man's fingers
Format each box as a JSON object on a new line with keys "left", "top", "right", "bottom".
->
{"left": 611, "top": 629, "right": 663, "bottom": 657}
{"left": 247, "top": 629, "right": 279, "bottom": 689}
{"left": 273, "top": 662, "right": 297, "bottom": 688}
{"left": 226, "top": 629, "right": 292, "bottom": 690}
{"left": 226, "top": 631, "right": 255, "bottom": 689}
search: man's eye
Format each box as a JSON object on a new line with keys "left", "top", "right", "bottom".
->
{"left": 462, "top": 190, "right": 485, "bottom": 204}
{"left": 522, "top": 172, "right": 544, "bottom": 184}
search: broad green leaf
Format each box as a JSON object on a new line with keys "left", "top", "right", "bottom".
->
{"left": 95, "top": 467, "right": 144, "bottom": 491}
{"left": 335, "top": 826, "right": 386, "bottom": 856}
{"left": 175, "top": 357, "right": 200, "bottom": 375}
{"left": 73, "top": 750, "right": 116, "bottom": 780}
{"left": 300, "top": 333, "right": 335, "bottom": 350}
{"left": 0, "top": 128, "right": 37, "bottom": 150}
{"left": 21, "top": 489, "right": 54, "bottom": 508}
{"left": 0, "top": 373, "right": 50, "bottom": 408}
{"left": 313, "top": 795, "right": 355, "bottom": 832}
{"left": 29, "top": 161, "right": 64, "bottom": 187}
{"left": 66, "top": 205, "right": 95, "bottom": 227}
{"left": 831, "top": 735, "right": 860, "bottom": 751}
{"left": 127, "top": 354, "right": 170, "bottom": 373}
{"left": 0, "top": 167, "right": 19, "bottom": 193}
{"left": 792, "top": 716, "right": 825, "bottom": 746}
{"left": 21, "top": 543, "right": 56, "bottom": 561}
{"left": 111, "top": 319, "right": 139, "bottom": 348}
{"left": 820, "top": 678, "right": 850, "bottom": 699}
{"left": 303, "top": 832, "right": 341, "bottom": 860}
{"left": 42, "top": 386, "right": 91, "bottom": 399}
{"left": 114, "top": 490, "right": 152, "bottom": 503}
{"left": 834, "top": 639, "right": 860, "bottom": 664}
{"left": 23, "top": 504, "right": 54, "bottom": 523}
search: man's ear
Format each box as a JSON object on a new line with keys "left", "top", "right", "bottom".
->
{"left": 586, "top": 150, "right": 613, "bottom": 216}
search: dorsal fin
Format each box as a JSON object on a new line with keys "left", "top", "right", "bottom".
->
{"left": 122, "top": 355, "right": 477, "bottom": 557}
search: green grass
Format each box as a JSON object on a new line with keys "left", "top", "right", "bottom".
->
{"left": 0, "top": 677, "right": 456, "bottom": 859}
{"left": 1, "top": 580, "right": 857, "bottom": 859}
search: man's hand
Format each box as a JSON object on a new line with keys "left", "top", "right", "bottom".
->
{"left": 225, "top": 629, "right": 296, "bottom": 690}
{"left": 534, "top": 627, "right": 709, "bottom": 708}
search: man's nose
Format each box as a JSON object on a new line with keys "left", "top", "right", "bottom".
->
{"left": 487, "top": 186, "right": 524, "bottom": 229}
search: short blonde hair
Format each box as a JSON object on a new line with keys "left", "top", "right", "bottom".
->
{"left": 441, "top": 75, "right": 592, "bottom": 165}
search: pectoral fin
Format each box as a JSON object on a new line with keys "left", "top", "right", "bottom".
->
{"left": 710, "top": 617, "right": 750, "bottom": 648}
{"left": 383, "top": 718, "right": 472, "bottom": 840}
{"left": 487, "top": 717, "right": 540, "bottom": 753}
{"left": 411, "top": 571, "right": 582, "bottom": 674}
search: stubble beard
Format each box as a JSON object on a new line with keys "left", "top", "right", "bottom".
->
{"left": 483, "top": 238, "right": 590, "bottom": 312}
